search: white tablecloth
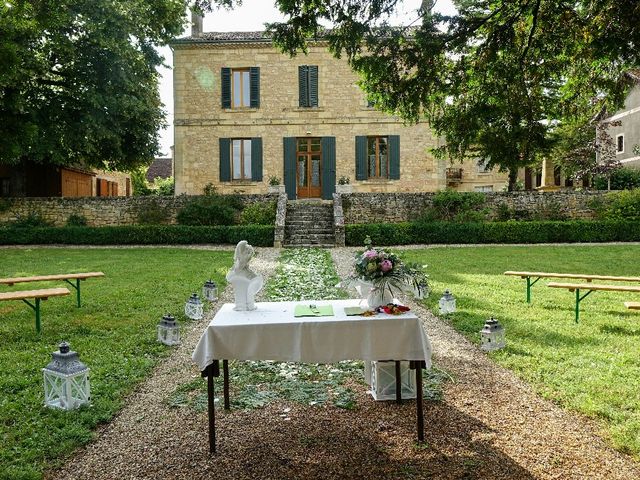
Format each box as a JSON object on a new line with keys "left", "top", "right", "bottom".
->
{"left": 192, "top": 299, "right": 432, "bottom": 371}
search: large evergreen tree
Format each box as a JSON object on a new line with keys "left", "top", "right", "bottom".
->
{"left": 0, "top": 1, "right": 234, "bottom": 170}
{"left": 257, "top": 0, "right": 640, "bottom": 190}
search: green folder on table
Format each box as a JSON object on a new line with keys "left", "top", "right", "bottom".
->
{"left": 294, "top": 304, "right": 334, "bottom": 317}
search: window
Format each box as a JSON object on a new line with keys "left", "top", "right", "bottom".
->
{"left": 616, "top": 134, "right": 624, "bottom": 153}
{"left": 474, "top": 185, "right": 494, "bottom": 192}
{"left": 355, "top": 135, "right": 400, "bottom": 180}
{"left": 231, "top": 139, "right": 252, "bottom": 180}
{"left": 477, "top": 158, "right": 492, "bottom": 173}
{"left": 219, "top": 137, "right": 263, "bottom": 182}
{"left": 298, "top": 65, "right": 319, "bottom": 107}
{"left": 367, "top": 136, "right": 389, "bottom": 178}
{"left": 221, "top": 67, "right": 260, "bottom": 109}
{"left": 232, "top": 69, "right": 250, "bottom": 107}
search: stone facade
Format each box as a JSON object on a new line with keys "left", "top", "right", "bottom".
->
{"left": 0, "top": 194, "right": 277, "bottom": 227}
{"left": 171, "top": 34, "right": 508, "bottom": 197}
{"left": 340, "top": 191, "right": 608, "bottom": 224}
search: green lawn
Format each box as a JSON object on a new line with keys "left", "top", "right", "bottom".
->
{"left": 401, "top": 245, "right": 640, "bottom": 457}
{"left": 0, "top": 248, "right": 233, "bottom": 480}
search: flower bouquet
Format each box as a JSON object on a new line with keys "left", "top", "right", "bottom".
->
{"left": 343, "top": 242, "right": 429, "bottom": 308}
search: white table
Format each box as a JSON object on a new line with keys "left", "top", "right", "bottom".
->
{"left": 192, "top": 299, "right": 433, "bottom": 452}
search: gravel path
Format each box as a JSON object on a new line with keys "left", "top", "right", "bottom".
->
{"left": 48, "top": 247, "right": 640, "bottom": 480}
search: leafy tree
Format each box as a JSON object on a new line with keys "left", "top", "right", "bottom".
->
{"left": 255, "top": 0, "right": 640, "bottom": 190}
{"left": 0, "top": 1, "right": 235, "bottom": 171}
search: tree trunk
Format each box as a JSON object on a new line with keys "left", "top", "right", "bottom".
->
{"left": 508, "top": 168, "right": 519, "bottom": 192}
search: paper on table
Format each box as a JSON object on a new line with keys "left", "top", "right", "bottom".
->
{"left": 294, "top": 304, "right": 334, "bottom": 317}
{"left": 344, "top": 306, "right": 366, "bottom": 316}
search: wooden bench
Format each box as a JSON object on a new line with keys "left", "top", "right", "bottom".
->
{"left": 547, "top": 282, "right": 640, "bottom": 323}
{"left": 504, "top": 271, "right": 640, "bottom": 303}
{"left": 625, "top": 302, "right": 640, "bottom": 311}
{"left": 0, "top": 288, "right": 70, "bottom": 333}
{"left": 0, "top": 272, "right": 104, "bottom": 307}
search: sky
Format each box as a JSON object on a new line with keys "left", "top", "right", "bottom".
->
{"left": 156, "top": 0, "right": 456, "bottom": 155}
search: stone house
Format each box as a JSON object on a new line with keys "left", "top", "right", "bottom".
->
{"left": 597, "top": 70, "right": 640, "bottom": 170}
{"left": 170, "top": 27, "right": 508, "bottom": 199}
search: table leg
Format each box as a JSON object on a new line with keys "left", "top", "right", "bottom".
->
{"left": 410, "top": 360, "right": 426, "bottom": 442}
{"left": 395, "top": 361, "right": 402, "bottom": 404}
{"left": 223, "top": 359, "right": 230, "bottom": 410}
{"left": 202, "top": 360, "right": 220, "bottom": 453}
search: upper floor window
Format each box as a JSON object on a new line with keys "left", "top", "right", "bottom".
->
{"left": 477, "top": 158, "right": 492, "bottom": 173}
{"left": 616, "top": 134, "right": 624, "bottom": 153}
{"left": 221, "top": 67, "right": 260, "bottom": 109}
{"left": 298, "top": 65, "right": 319, "bottom": 107}
{"left": 368, "top": 136, "right": 389, "bottom": 178}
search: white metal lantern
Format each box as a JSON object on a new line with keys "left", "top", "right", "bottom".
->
{"left": 480, "top": 317, "right": 506, "bottom": 351}
{"left": 439, "top": 289, "right": 456, "bottom": 315}
{"left": 185, "top": 293, "right": 204, "bottom": 320}
{"left": 202, "top": 279, "right": 218, "bottom": 302}
{"left": 43, "top": 342, "right": 90, "bottom": 410}
{"left": 157, "top": 313, "right": 180, "bottom": 346}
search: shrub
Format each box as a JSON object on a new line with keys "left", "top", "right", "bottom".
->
{"left": 239, "top": 201, "right": 277, "bottom": 225}
{"left": 594, "top": 168, "right": 640, "bottom": 190}
{"left": 66, "top": 214, "right": 87, "bottom": 227}
{"left": 419, "top": 189, "right": 487, "bottom": 222}
{"left": 10, "top": 211, "right": 51, "bottom": 228}
{"left": 176, "top": 194, "right": 243, "bottom": 226}
{"left": 136, "top": 198, "right": 170, "bottom": 225}
{"left": 0, "top": 225, "right": 274, "bottom": 246}
{"left": 345, "top": 220, "right": 640, "bottom": 246}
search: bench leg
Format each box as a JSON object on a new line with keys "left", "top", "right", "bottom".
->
{"left": 22, "top": 298, "right": 42, "bottom": 334}
{"left": 64, "top": 279, "right": 82, "bottom": 307}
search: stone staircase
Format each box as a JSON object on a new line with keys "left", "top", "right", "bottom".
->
{"left": 284, "top": 201, "right": 335, "bottom": 247}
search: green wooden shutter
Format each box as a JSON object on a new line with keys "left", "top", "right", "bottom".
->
{"left": 251, "top": 137, "right": 262, "bottom": 182}
{"left": 321, "top": 136, "right": 336, "bottom": 200}
{"left": 221, "top": 68, "right": 231, "bottom": 108}
{"left": 298, "top": 66, "right": 308, "bottom": 107}
{"left": 309, "top": 65, "right": 319, "bottom": 107}
{"left": 389, "top": 135, "right": 400, "bottom": 179}
{"left": 283, "top": 137, "right": 297, "bottom": 200}
{"left": 219, "top": 138, "right": 231, "bottom": 181}
{"left": 355, "top": 136, "right": 367, "bottom": 180}
{"left": 249, "top": 67, "right": 260, "bottom": 108}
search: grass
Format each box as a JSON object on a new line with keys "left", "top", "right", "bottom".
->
{"left": 0, "top": 247, "right": 233, "bottom": 480}
{"left": 400, "top": 244, "right": 640, "bottom": 458}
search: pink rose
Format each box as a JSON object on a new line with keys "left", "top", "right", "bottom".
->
{"left": 381, "top": 260, "right": 393, "bottom": 272}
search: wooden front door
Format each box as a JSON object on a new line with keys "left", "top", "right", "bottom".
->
{"left": 296, "top": 138, "right": 322, "bottom": 198}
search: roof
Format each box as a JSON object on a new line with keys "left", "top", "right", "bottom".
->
{"left": 171, "top": 31, "right": 277, "bottom": 45}
{"left": 146, "top": 157, "right": 173, "bottom": 182}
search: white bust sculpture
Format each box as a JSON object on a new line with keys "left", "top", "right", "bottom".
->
{"left": 226, "top": 240, "right": 264, "bottom": 311}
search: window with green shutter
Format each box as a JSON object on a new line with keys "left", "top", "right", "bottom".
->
{"left": 220, "top": 137, "right": 263, "bottom": 182}
{"left": 298, "top": 65, "right": 319, "bottom": 107}
{"left": 221, "top": 67, "right": 260, "bottom": 109}
{"left": 355, "top": 135, "right": 400, "bottom": 180}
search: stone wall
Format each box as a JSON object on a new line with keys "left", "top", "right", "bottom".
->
{"left": 340, "top": 191, "right": 608, "bottom": 224}
{"left": 0, "top": 194, "right": 278, "bottom": 227}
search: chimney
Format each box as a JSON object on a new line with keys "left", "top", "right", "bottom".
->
{"left": 191, "top": 10, "right": 203, "bottom": 37}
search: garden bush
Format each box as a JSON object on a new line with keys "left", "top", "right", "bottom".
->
{"left": 239, "top": 201, "right": 277, "bottom": 225}
{"left": 419, "top": 189, "right": 488, "bottom": 222}
{"left": 345, "top": 220, "right": 640, "bottom": 246}
{"left": 0, "top": 225, "right": 274, "bottom": 246}
{"left": 176, "top": 194, "right": 243, "bottom": 226}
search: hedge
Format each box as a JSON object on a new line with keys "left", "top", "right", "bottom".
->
{"left": 345, "top": 220, "right": 640, "bottom": 246}
{"left": 0, "top": 225, "right": 275, "bottom": 246}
